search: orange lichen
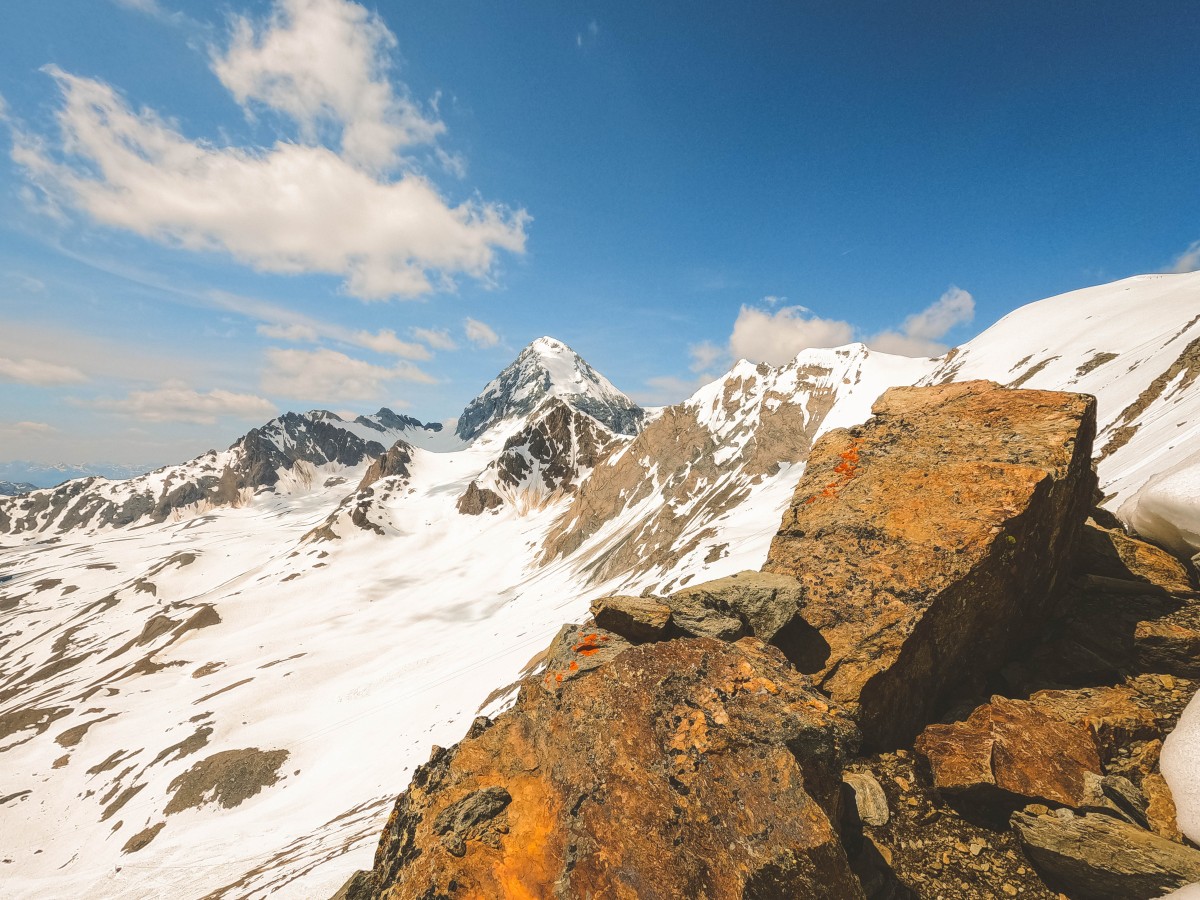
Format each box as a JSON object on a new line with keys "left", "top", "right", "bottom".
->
{"left": 569, "top": 661, "right": 578, "bottom": 671}
{"left": 572, "top": 633, "right": 604, "bottom": 656}
{"left": 803, "top": 439, "right": 862, "bottom": 504}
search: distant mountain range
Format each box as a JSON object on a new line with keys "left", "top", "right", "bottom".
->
{"left": 1, "top": 272, "right": 1198, "bottom": 899}
{"left": 0, "top": 460, "right": 156, "bottom": 489}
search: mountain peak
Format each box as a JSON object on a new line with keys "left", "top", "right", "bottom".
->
{"left": 455, "top": 336, "right": 645, "bottom": 441}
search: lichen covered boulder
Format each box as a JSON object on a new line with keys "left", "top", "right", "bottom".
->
{"left": 363, "top": 637, "right": 864, "bottom": 899}
{"left": 764, "top": 380, "right": 1097, "bottom": 748}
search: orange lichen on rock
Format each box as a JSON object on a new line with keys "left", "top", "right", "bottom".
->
{"left": 805, "top": 438, "right": 863, "bottom": 504}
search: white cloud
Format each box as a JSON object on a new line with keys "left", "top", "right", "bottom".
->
{"left": 1168, "top": 240, "right": 1200, "bottom": 274}
{"left": 351, "top": 328, "right": 429, "bottom": 358}
{"left": 13, "top": 421, "right": 56, "bottom": 433}
{"left": 464, "top": 317, "right": 500, "bottom": 348}
{"left": 98, "top": 380, "right": 276, "bottom": 424}
{"left": 257, "top": 322, "right": 319, "bottom": 342}
{"left": 0, "top": 356, "right": 88, "bottom": 386}
{"left": 220, "top": 293, "right": 429, "bottom": 358}
{"left": 212, "top": 0, "right": 442, "bottom": 171}
{"left": 688, "top": 340, "right": 725, "bottom": 374}
{"left": 411, "top": 326, "right": 458, "bottom": 350}
{"left": 868, "top": 286, "right": 974, "bottom": 358}
{"left": 262, "top": 347, "right": 434, "bottom": 401}
{"left": 13, "top": 3, "right": 529, "bottom": 301}
{"left": 728, "top": 305, "right": 855, "bottom": 366}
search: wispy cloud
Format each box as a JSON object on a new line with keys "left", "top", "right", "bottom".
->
{"left": 96, "top": 380, "right": 276, "bottom": 424}
{"left": 1167, "top": 240, "right": 1200, "bottom": 274}
{"left": 12, "top": 0, "right": 529, "bottom": 300}
{"left": 867, "top": 286, "right": 974, "bottom": 358}
{"left": 261, "top": 346, "right": 434, "bottom": 402}
{"left": 464, "top": 316, "right": 500, "bottom": 348}
{"left": 0, "top": 356, "right": 88, "bottom": 386}
{"left": 411, "top": 326, "right": 458, "bottom": 350}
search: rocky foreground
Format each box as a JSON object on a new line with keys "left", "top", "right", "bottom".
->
{"left": 335, "top": 381, "right": 1200, "bottom": 899}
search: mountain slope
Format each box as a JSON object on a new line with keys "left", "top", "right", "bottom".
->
{"left": 2, "top": 279, "right": 1200, "bottom": 899}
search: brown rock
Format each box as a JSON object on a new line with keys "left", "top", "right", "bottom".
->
{"left": 455, "top": 480, "right": 503, "bottom": 516}
{"left": 915, "top": 696, "right": 1102, "bottom": 808}
{"left": 356, "top": 440, "right": 413, "bottom": 491}
{"left": 365, "top": 637, "right": 865, "bottom": 899}
{"left": 1135, "top": 606, "right": 1200, "bottom": 678}
{"left": 1011, "top": 807, "right": 1200, "bottom": 899}
{"left": 764, "top": 381, "right": 1097, "bottom": 748}
{"left": 589, "top": 595, "right": 672, "bottom": 643}
{"left": 1078, "top": 520, "right": 1196, "bottom": 593}
{"left": 1144, "top": 772, "right": 1184, "bottom": 843}
{"left": 1027, "top": 685, "right": 1159, "bottom": 764}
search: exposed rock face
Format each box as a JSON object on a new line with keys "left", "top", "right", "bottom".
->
{"left": 455, "top": 481, "right": 503, "bottom": 516}
{"left": 353, "top": 408, "right": 443, "bottom": 436}
{"left": 1011, "top": 807, "right": 1200, "bottom": 899}
{"left": 357, "top": 440, "right": 414, "bottom": 491}
{"left": 455, "top": 336, "right": 644, "bottom": 441}
{"left": 540, "top": 350, "right": 879, "bottom": 585}
{"left": 915, "top": 696, "right": 1102, "bottom": 808}
{"left": 764, "top": 380, "right": 1097, "bottom": 748}
{"left": 362, "top": 637, "right": 864, "bottom": 899}
{"left": 465, "top": 398, "right": 620, "bottom": 511}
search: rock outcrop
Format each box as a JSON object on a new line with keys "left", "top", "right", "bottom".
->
{"left": 358, "top": 637, "right": 863, "bottom": 899}
{"left": 764, "top": 380, "right": 1097, "bottom": 748}
{"left": 357, "top": 440, "right": 414, "bottom": 491}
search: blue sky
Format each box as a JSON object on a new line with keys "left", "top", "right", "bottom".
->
{"left": 1, "top": 0, "right": 1198, "bottom": 464}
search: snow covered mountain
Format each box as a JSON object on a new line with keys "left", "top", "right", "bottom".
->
{"left": 2, "top": 276, "right": 1199, "bottom": 899}
{"left": 454, "top": 336, "right": 645, "bottom": 441}
{"left": 0, "top": 481, "right": 37, "bottom": 497}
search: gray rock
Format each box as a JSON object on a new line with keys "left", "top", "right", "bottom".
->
{"left": 590, "top": 595, "right": 672, "bottom": 643}
{"left": 432, "top": 786, "right": 512, "bottom": 857}
{"left": 664, "top": 591, "right": 747, "bottom": 641}
{"left": 669, "top": 570, "right": 805, "bottom": 641}
{"left": 456, "top": 481, "right": 504, "bottom": 516}
{"left": 843, "top": 771, "right": 890, "bottom": 826}
{"left": 1011, "top": 807, "right": 1200, "bottom": 899}
{"left": 1078, "top": 771, "right": 1149, "bottom": 828}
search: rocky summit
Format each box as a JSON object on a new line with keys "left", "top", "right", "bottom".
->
{"left": 341, "top": 381, "right": 1200, "bottom": 899}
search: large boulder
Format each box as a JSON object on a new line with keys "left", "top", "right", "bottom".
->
{"left": 764, "top": 381, "right": 1097, "bottom": 748}
{"left": 362, "top": 637, "right": 865, "bottom": 899}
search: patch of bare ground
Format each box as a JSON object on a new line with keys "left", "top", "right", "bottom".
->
{"left": 165, "top": 747, "right": 289, "bottom": 815}
{"left": 1100, "top": 335, "right": 1200, "bottom": 460}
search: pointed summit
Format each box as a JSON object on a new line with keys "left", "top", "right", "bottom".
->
{"left": 455, "top": 336, "right": 645, "bottom": 441}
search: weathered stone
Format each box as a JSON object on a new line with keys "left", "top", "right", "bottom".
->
{"left": 1144, "top": 772, "right": 1183, "bottom": 842}
{"left": 589, "top": 594, "right": 672, "bottom": 643}
{"left": 330, "top": 870, "right": 377, "bottom": 900}
{"left": 843, "top": 771, "right": 890, "bottom": 826}
{"left": 455, "top": 480, "right": 503, "bottom": 516}
{"left": 1011, "top": 807, "right": 1200, "bottom": 899}
{"left": 365, "top": 637, "right": 865, "bottom": 899}
{"left": 1027, "top": 685, "right": 1160, "bottom": 763}
{"left": 1135, "top": 605, "right": 1200, "bottom": 678}
{"left": 1076, "top": 771, "right": 1149, "bottom": 828}
{"left": 915, "top": 696, "right": 1102, "bottom": 809}
{"left": 663, "top": 592, "right": 747, "bottom": 641}
{"left": 667, "top": 570, "right": 805, "bottom": 642}
{"left": 1079, "top": 520, "right": 1196, "bottom": 594}
{"left": 432, "top": 786, "right": 511, "bottom": 856}
{"left": 765, "top": 381, "right": 1097, "bottom": 748}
